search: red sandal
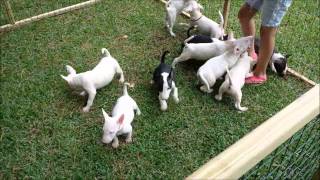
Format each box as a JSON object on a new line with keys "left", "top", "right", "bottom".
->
{"left": 245, "top": 74, "right": 267, "bottom": 84}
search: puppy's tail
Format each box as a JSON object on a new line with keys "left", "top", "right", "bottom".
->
{"left": 218, "top": 10, "right": 224, "bottom": 30}
{"left": 225, "top": 66, "right": 233, "bottom": 88}
{"left": 161, "top": 51, "right": 170, "bottom": 63}
{"left": 101, "top": 48, "right": 111, "bottom": 57}
{"left": 123, "top": 82, "right": 134, "bottom": 96}
{"left": 198, "top": 71, "right": 210, "bottom": 91}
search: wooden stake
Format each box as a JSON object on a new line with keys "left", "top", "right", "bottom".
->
{"left": 287, "top": 67, "right": 317, "bottom": 86}
{"left": 187, "top": 84, "right": 319, "bottom": 179}
{"left": 0, "top": 0, "right": 101, "bottom": 33}
{"left": 222, "top": 0, "right": 231, "bottom": 29}
{"left": 3, "top": 0, "right": 15, "bottom": 24}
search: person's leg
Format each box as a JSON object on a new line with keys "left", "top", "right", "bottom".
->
{"left": 253, "top": 26, "right": 277, "bottom": 77}
{"left": 246, "top": 0, "right": 292, "bottom": 84}
{"left": 238, "top": 0, "right": 261, "bottom": 60}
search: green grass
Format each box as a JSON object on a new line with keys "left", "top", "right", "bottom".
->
{"left": 0, "top": 0, "right": 318, "bottom": 179}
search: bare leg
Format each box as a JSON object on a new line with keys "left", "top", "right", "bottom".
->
{"left": 254, "top": 26, "right": 277, "bottom": 76}
{"left": 238, "top": 4, "right": 258, "bottom": 56}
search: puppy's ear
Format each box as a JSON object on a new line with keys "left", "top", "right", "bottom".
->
{"left": 168, "top": 69, "right": 174, "bottom": 80}
{"left": 198, "top": 3, "right": 204, "bottom": 11}
{"left": 101, "top": 108, "right": 110, "bottom": 122}
{"left": 60, "top": 75, "right": 70, "bottom": 82}
{"left": 117, "top": 114, "right": 125, "bottom": 125}
{"left": 285, "top": 54, "right": 291, "bottom": 59}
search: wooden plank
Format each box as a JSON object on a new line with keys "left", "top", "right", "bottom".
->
{"left": 187, "top": 84, "right": 320, "bottom": 179}
{"left": 0, "top": 0, "right": 101, "bottom": 33}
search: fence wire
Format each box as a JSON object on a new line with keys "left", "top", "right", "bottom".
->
{"left": 242, "top": 115, "right": 320, "bottom": 179}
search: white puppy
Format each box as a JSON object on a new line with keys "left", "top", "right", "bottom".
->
{"left": 215, "top": 52, "right": 253, "bottom": 111}
{"left": 165, "top": 0, "right": 201, "bottom": 37}
{"left": 61, "top": 48, "right": 124, "bottom": 112}
{"left": 185, "top": 1, "right": 224, "bottom": 39}
{"left": 172, "top": 32, "right": 235, "bottom": 68}
{"left": 101, "top": 83, "right": 141, "bottom": 148}
{"left": 197, "top": 36, "right": 254, "bottom": 93}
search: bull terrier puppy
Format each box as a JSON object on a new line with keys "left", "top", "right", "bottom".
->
{"left": 101, "top": 83, "right": 141, "bottom": 148}
{"left": 197, "top": 36, "right": 254, "bottom": 93}
{"left": 165, "top": 0, "right": 201, "bottom": 37}
{"left": 184, "top": 1, "right": 224, "bottom": 39}
{"left": 152, "top": 51, "right": 179, "bottom": 111}
{"left": 61, "top": 48, "right": 124, "bottom": 112}
{"left": 254, "top": 38, "right": 290, "bottom": 77}
{"left": 181, "top": 29, "right": 235, "bottom": 50}
{"left": 172, "top": 32, "right": 235, "bottom": 68}
{"left": 215, "top": 52, "right": 253, "bottom": 111}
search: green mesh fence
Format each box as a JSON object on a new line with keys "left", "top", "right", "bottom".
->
{"left": 242, "top": 115, "right": 320, "bottom": 179}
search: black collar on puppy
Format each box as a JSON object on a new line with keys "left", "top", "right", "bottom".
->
{"left": 191, "top": 16, "right": 203, "bottom": 22}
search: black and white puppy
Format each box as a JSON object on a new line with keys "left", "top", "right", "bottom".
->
{"left": 179, "top": 27, "right": 234, "bottom": 56}
{"left": 254, "top": 38, "right": 290, "bottom": 77}
{"left": 185, "top": 26, "right": 214, "bottom": 44}
{"left": 152, "top": 51, "right": 179, "bottom": 111}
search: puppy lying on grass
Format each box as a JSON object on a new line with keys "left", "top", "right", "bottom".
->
{"left": 254, "top": 38, "right": 290, "bottom": 77}
{"left": 61, "top": 48, "right": 124, "bottom": 112}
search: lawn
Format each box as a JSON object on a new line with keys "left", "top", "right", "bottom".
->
{"left": 0, "top": 0, "right": 319, "bottom": 179}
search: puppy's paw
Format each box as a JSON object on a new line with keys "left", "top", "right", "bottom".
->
{"left": 160, "top": 104, "right": 168, "bottom": 111}
{"left": 200, "top": 85, "right": 213, "bottom": 93}
{"left": 238, "top": 107, "right": 248, "bottom": 112}
{"left": 125, "top": 137, "right": 132, "bottom": 143}
{"left": 215, "top": 95, "right": 222, "bottom": 101}
{"left": 173, "top": 97, "right": 180, "bottom": 103}
{"left": 112, "top": 141, "right": 119, "bottom": 148}
{"left": 170, "top": 32, "right": 176, "bottom": 37}
{"left": 79, "top": 91, "right": 87, "bottom": 96}
{"left": 119, "top": 77, "right": 125, "bottom": 84}
{"left": 82, "top": 106, "right": 90, "bottom": 113}
{"left": 136, "top": 110, "right": 141, "bottom": 116}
